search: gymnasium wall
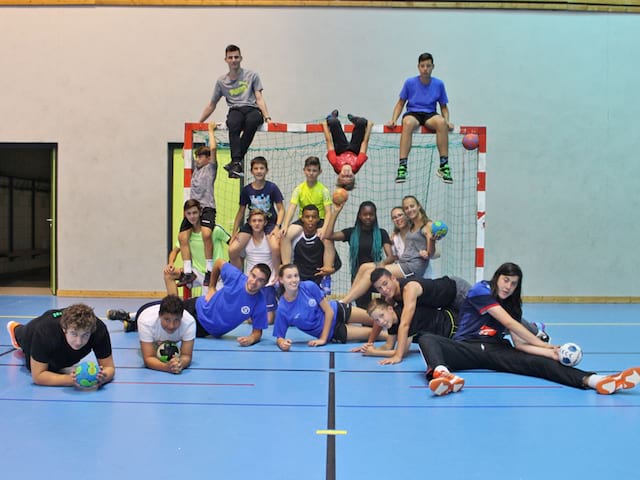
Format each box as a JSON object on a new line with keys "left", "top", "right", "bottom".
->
{"left": 0, "top": 7, "right": 638, "bottom": 298}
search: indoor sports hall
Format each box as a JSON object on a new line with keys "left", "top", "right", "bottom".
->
{"left": 1, "top": 1, "right": 639, "bottom": 480}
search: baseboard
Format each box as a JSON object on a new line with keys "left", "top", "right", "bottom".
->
{"left": 523, "top": 296, "right": 640, "bottom": 304}
{"left": 56, "top": 290, "right": 166, "bottom": 299}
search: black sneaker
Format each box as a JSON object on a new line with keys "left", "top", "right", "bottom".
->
{"left": 230, "top": 162, "right": 244, "bottom": 178}
{"left": 326, "top": 109, "right": 339, "bottom": 120}
{"left": 123, "top": 320, "right": 138, "bottom": 333}
{"left": 436, "top": 164, "right": 453, "bottom": 184}
{"left": 106, "top": 309, "right": 130, "bottom": 322}
{"left": 203, "top": 270, "right": 211, "bottom": 286}
{"left": 176, "top": 272, "right": 197, "bottom": 287}
{"left": 395, "top": 165, "right": 407, "bottom": 183}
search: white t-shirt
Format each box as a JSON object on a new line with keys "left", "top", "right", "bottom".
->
{"left": 137, "top": 304, "right": 196, "bottom": 344}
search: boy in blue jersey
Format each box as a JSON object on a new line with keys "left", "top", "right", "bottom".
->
{"left": 387, "top": 52, "right": 454, "bottom": 184}
{"left": 182, "top": 258, "right": 271, "bottom": 346}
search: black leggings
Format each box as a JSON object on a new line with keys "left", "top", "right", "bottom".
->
{"left": 226, "top": 106, "right": 263, "bottom": 162}
{"left": 418, "top": 334, "right": 593, "bottom": 389}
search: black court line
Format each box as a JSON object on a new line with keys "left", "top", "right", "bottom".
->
{"left": 0, "top": 398, "right": 326, "bottom": 408}
{"left": 326, "top": 351, "right": 336, "bottom": 480}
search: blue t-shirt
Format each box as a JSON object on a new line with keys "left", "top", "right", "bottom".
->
{"left": 453, "top": 280, "right": 505, "bottom": 341}
{"left": 196, "top": 263, "right": 268, "bottom": 336}
{"left": 272, "top": 281, "right": 337, "bottom": 340}
{"left": 240, "top": 181, "right": 284, "bottom": 225}
{"left": 400, "top": 76, "right": 449, "bottom": 114}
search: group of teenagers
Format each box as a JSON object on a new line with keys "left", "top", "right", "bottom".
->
{"left": 6, "top": 44, "right": 639, "bottom": 397}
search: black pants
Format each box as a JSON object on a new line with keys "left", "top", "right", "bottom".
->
{"left": 327, "top": 116, "right": 367, "bottom": 155}
{"left": 418, "top": 334, "right": 593, "bottom": 389}
{"left": 226, "top": 106, "right": 263, "bottom": 163}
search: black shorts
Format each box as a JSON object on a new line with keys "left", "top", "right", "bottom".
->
{"left": 183, "top": 298, "right": 210, "bottom": 338}
{"left": 239, "top": 221, "right": 277, "bottom": 235}
{"left": 403, "top": 111, "right": 438, "bottom": 126}
{"left": 180, "top": 207, "right": 216, "bottom": 232}
{"left": 331, "top": 302, "right": 352, "bottom": 344}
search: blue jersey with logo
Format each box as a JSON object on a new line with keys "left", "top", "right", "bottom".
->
{"left": 196, "top": 263, "right": 268, "bottom": 336}
{"left": 453, "top": 280, "right": 505, "bottom": 341}
{"left": 273, "top": 281, "right": 337, "bottom": 339}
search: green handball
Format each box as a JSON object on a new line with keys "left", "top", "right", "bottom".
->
{"left": 156, "top": 341, "right": 180, "bottom": 363}
{"left": 431, "top": 220, "right": 449, "bottom": 241}
{"left": 75, "top": 361, "right": 99, "bottom": 388}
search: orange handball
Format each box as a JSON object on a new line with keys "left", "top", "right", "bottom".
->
{"left": 332, "top": 187, "right": 349, "bottom": 205}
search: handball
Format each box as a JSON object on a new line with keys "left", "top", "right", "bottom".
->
{"left": 462, "top": 133, "right": 480, "bottom": 151}
{"left": 332, "top": 187, "right": 349, "bottom": 205}
{"left": 74, "top": 361, "right": 99, "bottom": 388}
{"left": 558, "top": 342, "right": 583, "bottom": 367}
{"left": 156, "top": 341, "right": 180, "bottom": 363}
{"left": 431, "top": 220, "right": 449, "bottom": 241}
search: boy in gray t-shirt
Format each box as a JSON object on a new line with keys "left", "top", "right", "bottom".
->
{"left": 198, "top": 44, "right": 274, "bottom": 179}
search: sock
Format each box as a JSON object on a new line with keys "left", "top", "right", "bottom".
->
{"left": 399, "top": 158, "right": 408, "bottom": 167}
{"left": 440, "top": 156, "right": 448, "bottom": 167}
{"left": 183, "top": 260, "right": 192, "bottom": 274}
{"left": 206, "top": 259, "right": 213, "bottom": 272}
{"left": 434, "top": 365, "right": 450, "bottom": 376}
{"left": 587, "top": 374, "right": 606, "bottom": 389}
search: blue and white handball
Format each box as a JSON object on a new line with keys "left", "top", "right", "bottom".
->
{"left": 75, "top": 361, "right": 99, "bottom": 388}
{"left": 558, "top": 342, "right": 583, "bottom": 367}
{"left": 431, "top": 220, "right": 449, "bottom": 241}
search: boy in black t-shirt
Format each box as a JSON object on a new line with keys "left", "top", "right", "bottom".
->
{"left": 6, "top": 304, "right": 115, "bottom": 387}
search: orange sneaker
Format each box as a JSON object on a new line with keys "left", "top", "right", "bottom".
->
{"left": 429, "top": 370, "right": 465, "bottom": 396}
{"left": 6, "top": 321, "right": 22, "bottom": 350}
{"left": 596, "top": 367, "right": 640, "bottom": 395}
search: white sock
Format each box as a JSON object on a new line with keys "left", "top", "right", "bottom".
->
{"left": 434, "top": 365, "right": 450, "bottom": 376}
{"left": 587, "top": 374, "right": 606, "bottom": 389}
{"left": 183, "top": 260, "right": 192, "bottom": 274}
{"left": 206, "top": 259, "right": 213, "bottom": 272}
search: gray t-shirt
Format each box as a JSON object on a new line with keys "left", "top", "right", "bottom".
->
{"left": 191, "top": 163, "right": 216, "bottom": 209}
{"left": 212, "top": 68, "right": 263, "bottom": 109}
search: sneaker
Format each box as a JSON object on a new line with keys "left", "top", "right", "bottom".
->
{"left": 230, "top": 162, "right": 245, "bottom": 178}
{"left": 436, "top": 164, "right": 453, "bottom": 184}
{"left": 347, "top": 113, "right": 356, "bottom": 123}
{"left": 203, "top": 270, "right": 211, "bottom": 286}
{"left": 428, "top": 369, "right": 465, "bottom": 396}
{"left": 6, "top": 321, "right": 21, "bottom": 350}
{"left": 106, "top": 309, "right": 130, "bottom": 322}
{"left": 176, "top": 272, "right": 197, "bottom": 287}
{"left": 596, "top": 367, "right": 640, "bottom": 395}
{"left": 395, "top": 165, "right": 407, "bottom": 184}
{"left": 123, "top": 320, "right": 138, "bottom": 333}
{"left": 326, "top": 109, "right": 339, "bottom": 120}
{"left": 534, "top": 322, "right": 550, "bottom": 343}
{"left": 223, "top": 162, "right": 243, "bottom": 178}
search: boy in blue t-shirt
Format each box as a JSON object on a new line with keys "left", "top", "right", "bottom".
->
{"left": 182, "top": 259, "right": 271, "bottom": 346}
{"left": 386, "top": 52, "right": 454, "bottom": 184}
{"left": 229, "top": 156, "right": 284, "bottom": 270}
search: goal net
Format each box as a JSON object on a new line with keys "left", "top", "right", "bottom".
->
{"left": 182, "top": 121, "right": 486, "bottom": 296}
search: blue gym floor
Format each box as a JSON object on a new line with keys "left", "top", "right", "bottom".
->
{"left": 1, "top": 295, "right": 639, "bottom": 479}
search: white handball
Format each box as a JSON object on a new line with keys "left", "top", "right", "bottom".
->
{"left": 558, "top": 342, "right": 583, "bottom": 367}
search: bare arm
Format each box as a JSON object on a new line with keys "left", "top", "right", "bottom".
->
{"left": 282, "top": 202, "right": 298, "bottom": 233}
{"left": 379, "top": 282, "right": 423, "bottom": 365}
{"left": 487, "top": 305, "right": 555, "bottom": 349}
{"left": 359, "top": 120, "right": 374, "bottom": 154}
{"left": 207, "top": 122, "right": 218, "bottom": 165}
{"left": 231, "top": 205, "right": 247, "bottom": 240}
{"left": 387, "top": 98, "right": 407, "bottom": 127}
{"left": 238, "top": 328, "right": 263, "bottom": 347}
{"left": 324, "top": 202, "right": 344, "bottom": 241}
{"left": 440, "top": 104, "right": 453, "bottom": 130}
{"left": 199, "top": 100, "right": 217, "bottom": 123}
{"left": 96, "top": 355, "right": 115, "bottom": 385}
{"left": 30, "top": 358, "right": 75, "bottom": 386}
{"left": 254, "top": 89, "right": 272, "bottom": 123}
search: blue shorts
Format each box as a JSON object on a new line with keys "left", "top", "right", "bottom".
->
{"left": 262, "top": 285, "right": 277, "bottom": 312}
